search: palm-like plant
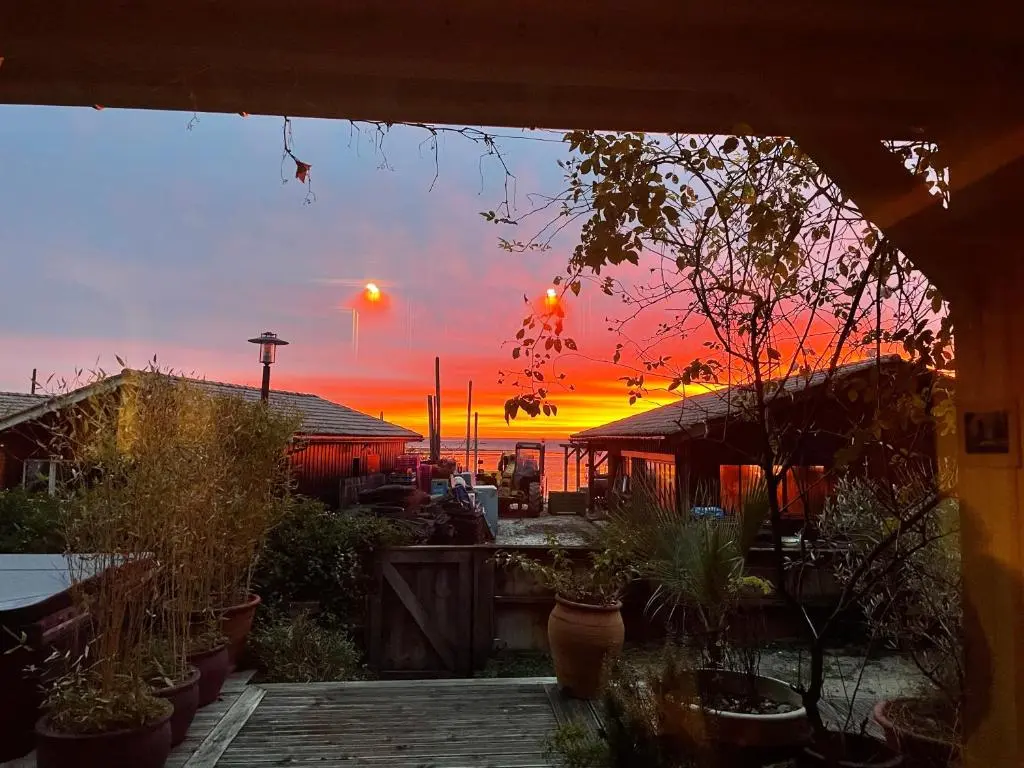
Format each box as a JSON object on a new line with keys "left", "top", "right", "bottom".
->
{"left": 601, "top": 475, "right": 771, "bottom": 667}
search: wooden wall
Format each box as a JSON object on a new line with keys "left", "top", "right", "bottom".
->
{"left": 290, "top": 439, "right": 411, "bottom": 507}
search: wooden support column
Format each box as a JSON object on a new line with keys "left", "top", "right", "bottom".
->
{"left": 586, "top": 449, "right": 596, "bottom": 503}
{"left": 801, "top": 126, "right": 1024, "bottom": 765}
{"left": 950, "top": 269, "right": 1024, "bottom": 767}
{"left": 674, "top": 441, "right": 690, "bottom": 512}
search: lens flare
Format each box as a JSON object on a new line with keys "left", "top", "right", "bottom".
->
{"left": 365, "top": 282, "right": 381, "bottom": 302}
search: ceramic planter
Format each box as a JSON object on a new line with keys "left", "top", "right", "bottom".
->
{"left": 219, "top": 593, "right": 261, "bottom": 666}
{"left": 661, "top": 669, "right": 810, "bottom": 750}
{"left": 152, "top": 666, "right": 201, "bottom": 746}
{"left": 188, "top": 644, "right": 230, "bottom": 707}
{"left": 35, "top": 707, "right": 173, "bottom": 768}
{"left": 547, "top": 596, "right": 624, "bottom": 699}
{"left": 873, "top": 698, "right": 960, "bottom": 767}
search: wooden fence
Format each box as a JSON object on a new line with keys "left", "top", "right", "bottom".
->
{"left": 367, "top": 543, "right": 844, "bottom": 678}
{"left": 367, "top": 546, "right": 493, "bottom": 677}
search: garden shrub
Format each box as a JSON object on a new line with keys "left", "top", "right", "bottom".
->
{"left": 0, "top": 488, "right": 65, "bottom": 553}
{"left": 249, "top": 612, "right": 363, "bottom": 683}
{"left": 253, "top": 496, "right": 413, "bottom": 630}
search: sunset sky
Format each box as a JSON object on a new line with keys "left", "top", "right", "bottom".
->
{"left": 0, "top": 108, "right": 680, "bottom": 439}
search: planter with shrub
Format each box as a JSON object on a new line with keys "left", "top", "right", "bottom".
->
{"left": 35, "top": 368, "right": 300, "bottom": 763}
{"left": 496, "top": 541, "right": 633, "bottom": 699}
{"left": 36, "top": 671, "right": 173, "bottom": 768}
{"left": 820, "top": 480, "right": 963, "bottom": 766}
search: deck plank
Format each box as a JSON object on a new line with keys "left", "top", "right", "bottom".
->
{"left": 165, "top": 670, "right": 254, "bottom": 768}
{"left": 182, "top": 686, "right": 265, "bottom": 768}
{"left": 218, "top": 677, "right": 559, "bottom": 768}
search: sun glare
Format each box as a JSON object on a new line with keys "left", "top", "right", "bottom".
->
{"left": 364, "top": 282, "right": 381, "bottom": 302}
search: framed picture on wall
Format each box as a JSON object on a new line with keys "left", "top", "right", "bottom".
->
{"left": 960, "top": 400, "right": 1021, "bottom": 468}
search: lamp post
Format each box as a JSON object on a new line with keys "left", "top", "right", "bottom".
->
{"left": 247, "top": 331, "right": 289, "bottom": 403}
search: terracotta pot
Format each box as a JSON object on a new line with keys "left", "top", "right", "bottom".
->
{"left": 35, "top": 707, "right": 173, "bottom": 768}
{"left": 661, "top": 670, "right": 810, "bottom": 750}
{"left": 872, "top": 698, "right": 960, "bottom": 767}
{"left": 188, "top": 644, "right": 230, "bottom": 707}
{"left": 547, "top": 596, "right": 624, "bottom": 699}
{"left": 800, "top": 732, "right": 903, "bottom": 767}
{"left": 219, "top": 593, "right": 261, "bottom": 666}
{"left": 152, "top": 666, "right": 201, "bottom": 747}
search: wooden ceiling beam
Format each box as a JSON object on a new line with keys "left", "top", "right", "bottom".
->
{"left": 2, "top": 1, "right": 1022, "bottom": 139}
{"left": 797, "top": 124, "right": 1024, "bottom": 300}
{"left": 795, "top": 131, "right": 963, "bottom": 297}
{"left": 0, "top": 67, "right": 953, "bottom": 138}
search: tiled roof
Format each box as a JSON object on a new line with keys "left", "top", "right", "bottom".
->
{"left": 0, "top": 391, "right": 47, "bottom": 420}
{"left": 571, "top": 356, "right": 906, "bottom": 441}
{"left": 0, "top": 373, "right": 421, "bottom": 441}
{"left": 180, "top": 377, "right": 422, "bottom": 440}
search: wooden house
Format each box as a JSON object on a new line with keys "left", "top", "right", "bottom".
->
{"left": 0, "top": 372, "right": 421, "bottom": 507}
{"left": 570, "top": 356, "right": 939, "bottom": 526}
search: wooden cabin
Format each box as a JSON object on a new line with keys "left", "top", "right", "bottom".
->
{"left": 0, "top": 372, "right": 421, "bottom": 507}
{"left": 570, "top": 356, "right": 940, "bottom": 528}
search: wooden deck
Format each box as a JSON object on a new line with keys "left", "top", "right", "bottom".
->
{"left": 1, "top": 673, "right": 882, "bottom": 768}
{"left": 213, "top": 677, "right": 565, "bottom": 767}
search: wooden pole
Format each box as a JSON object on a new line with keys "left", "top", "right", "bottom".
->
{"left": 434, "top": 356, "right": 442, "bottom": 460}
{"left": 465, "top": 380, "right": 473, "bottom": 472}
{"left": 427, "top": 395, "right": 436, "bottom": 462}
{"left": 563, "top": 446, "right": 570, "bottom": 492}
{"left": 30, "top": 368, "right": 37, "bottom": 395}
{"left": 473, "top": 412, "right": 479, "bottom": 483}
{"left": 587, "top": 449, "right": 596, "bottom": 503}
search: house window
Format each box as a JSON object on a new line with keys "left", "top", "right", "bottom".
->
{"left": 718, "top": 464, "right": 828, "bottom": 519}
{"left": 23, "top": 458, "right": 63, "bottom": 496}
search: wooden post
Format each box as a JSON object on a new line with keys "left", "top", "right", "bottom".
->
{"left": 30, "top": 368, "right": 37, "bottom": 395}
{"left": 473, "top": 412, "right": 479, "bottom": 482}
{"left": 565, "top": 444, "right": 573, "bottom": 493}
{"left": 575, "top": 449, "right": 582, "bottom": 491}
{"left": 427, "top": 395, "right": 436, "bottom": 462}
{"left": 434, "top": 356, "right": 442, "bottom": 459}
{"left": 465, "top": 380, "right": 473, "bottom": 472}
{"left": 586, "top": 449, "right": 596, "bottom": 502}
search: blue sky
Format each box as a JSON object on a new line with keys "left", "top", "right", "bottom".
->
{"left": 0, "top": 107, "right": 648, "bottom": 436}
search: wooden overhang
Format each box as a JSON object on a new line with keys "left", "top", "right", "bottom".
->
{"left": 0, "top": 1, "right": 1020, "bottom": 142}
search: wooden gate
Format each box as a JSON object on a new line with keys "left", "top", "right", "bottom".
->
{"left": 368, "top": 546, "right": 493, "bottom": 678}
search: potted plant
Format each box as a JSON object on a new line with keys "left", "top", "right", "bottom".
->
{"left": 496, "top": 540, "right": 634, "bottom": 698}
{"left": 35, "top": 553, "right": 173, "bottom": 768}
{"left": 807, "top": 473, "right": 958, "bottom": 767}
{"left": 37, "top": 666, "right": 174, "bottom": 768}
{"left": 35, "top": 377, "right": 178, "bottom": 768}
{"left": 606, "top": 478, "right": 810, "bottom": 755}
{"left": 824, "top": 489, "right": 963, "bottom": 766}
{"left": 197, "top": 394, "right": 298, "bottom": 666}
{"left": 185, "top": 625, "right": 231, "bottom": 708}
{"left": 143, "top": 640, "right": 200, "bottom": 746}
